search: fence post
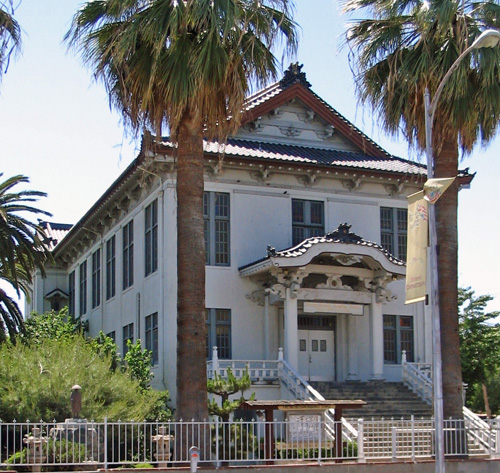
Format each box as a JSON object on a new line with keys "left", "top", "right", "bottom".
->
{"left": 357, "top": 419, "right": 365, "bottom": 463}
{"left": 104, "top": 417, "right": 108, "bottom": 471}
{"left": 215, "top": 416, "right": 220, "bottom": 467}
{"left": 391, "top": 426, "right": 397, "bottom": 462}
{"left": 411, "top": 415, "right": 415, "bottom": 462}
{"left": 495, "top": 420, "right": 500, "bottom": 459}
{"left": 317, "top": 415, "right": 322, "bottom": 464}
{"left": 212, "top": 346, "right": 219, "bottom": 376}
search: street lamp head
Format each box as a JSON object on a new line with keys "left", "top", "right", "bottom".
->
{"left": 472, "top": 29, "right": 500, "bottom": 49}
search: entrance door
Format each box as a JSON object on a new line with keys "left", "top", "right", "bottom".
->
{"left": 298, "top": 330, "right": 335, "bottom": 382}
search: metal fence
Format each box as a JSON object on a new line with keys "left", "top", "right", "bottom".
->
{"left": 1, "top": 417, "right": 499, "bottom": 470}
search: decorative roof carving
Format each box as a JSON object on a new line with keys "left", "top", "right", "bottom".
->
{"left": 279, "top": 63, "right": 312, "bottom": 89}
{"left": 325, "top": 223, "right": 363, "bottom": 244}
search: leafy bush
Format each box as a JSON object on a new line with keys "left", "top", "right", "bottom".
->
{"left": 0, "top": 309, "right": 171, "bottom": 422}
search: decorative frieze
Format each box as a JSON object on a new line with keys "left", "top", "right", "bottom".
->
{"left": 279, "top": 125, "right": 301, "bottom": 137}
{"left": 250, "top": 167, "right": 273, "bottom": 183}
{"left": 342, "top": 177, "right": 362, "bottom": 191}
{"left": 297, "top": 172, "right": 319, "bottom": 187}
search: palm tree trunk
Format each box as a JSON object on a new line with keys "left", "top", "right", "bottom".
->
{"left": 434, "top": 133, "right": 464, "bottom": 420}
{"left": 176, "top": 106, "right": 209, "bottom": 424}
{"left": 434, "top": 132, "right": 467, "bottom": 457}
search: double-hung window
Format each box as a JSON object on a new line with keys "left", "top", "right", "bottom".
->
{"left": 206, "top": 309, "right": 231, "bottom": 359}
{"left": 68, "top": 271, "right": 75, "bottom": 316}
{"left": 123, "top": 323, "right": 134, "bottom": 357}
{"left": 204, "top": 192, "right": 230, "bottom": 266}
{"left": 383, "top": 315, "right": 414, "bottom": 364}
{"left": 292, "top": 199, "right": 324, "bottom": 246}
{"left": 380, "top": 207, "right": 407, "bottom": 261}
{"left": 91, "top": 249, "right": 101, "bottom": 309}
{"left": 145, "top": 200, "right": 158, "bottom": 276}
{"left": 145, "top": 312, "right": 159, "bottom": 365}
{"left": 106, "top": 236, "right": 116, "bottom": 300}
{"left": 79, "top": 261, "right": 87, "bottom": 316}
{"left": 123, "top": 221, "right": 134, "bottom": 290}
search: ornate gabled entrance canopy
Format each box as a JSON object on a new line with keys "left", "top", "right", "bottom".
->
{"left": 239, "top": 224, "right": 407, "bottom": 380}
{"left": 240, "top": 223, "right": 405, "bottom": 303}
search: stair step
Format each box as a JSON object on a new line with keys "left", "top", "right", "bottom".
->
{"left": 311, "top": 381, "right": 432, "bottom": 419}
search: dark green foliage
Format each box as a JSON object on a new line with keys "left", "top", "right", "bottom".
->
{"left": 0, "top": 309, "right": 172, "bottom": 422}
{"left": 90, "top": 331, "right": 120, "bottom": 372}
{"left": 21, "top": 308, "right": 87, "bottom": 345}
{"left": 459, "top": 287, "right": 500, "bottom": 415}
{"left": 207, "top": 367, "right": 254, "bottom": 422}
{"left": 0, "top": 174, "right": 52, "bottom": 342}
{"left": 467, "top": 374, "right": 500, "bottom": 416}
{"left": 208, "top": 368, "right": 256, "bottom": 460}
{"left": 459, "top": 287, "right": 500, "bottom": 386}
{"left": 0, "top": 2, "right": 21, "bottom": 82}
{"left": 124, "top": 340, "right": 153, "bottom": 391}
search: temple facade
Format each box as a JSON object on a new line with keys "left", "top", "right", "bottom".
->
{"left": 29, "top": 66, "right": 448, "bottom": 404}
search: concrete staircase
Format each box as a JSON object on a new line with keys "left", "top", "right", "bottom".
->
{"left": 311, "top": 381, "right": 433, "bottom": 419}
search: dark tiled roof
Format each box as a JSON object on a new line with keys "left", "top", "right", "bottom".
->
{"left": 204, "top": 138, "right": 425, "bottom": 175}
{"left": 244, "top": 64, "right": 390, "bottom": 158}
{"left": 239, "top": 223, "right": 405, "bottom": 271}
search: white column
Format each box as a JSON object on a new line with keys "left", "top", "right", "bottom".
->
{"left": 347, "top": 314, "right": 359, "bottom": 380}
{"left": 284, "top": 287, "right": 299, "bottom": 371}
{"left": 370, "top": 293, "right": 385, "bottom": 380}
{"left": 264, "top": 291, "right": 270, "bottom": 360}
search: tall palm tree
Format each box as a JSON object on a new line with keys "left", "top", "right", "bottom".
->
{"left": 66, "top": 0, "right": 297, "bottom": 422}
{"left": 0, "top": 1, "right": 21, "bottom": 81}
{"left": 0, "top": 174, "right": 52, "bottom": 342}
{"left": 342, "top": 0, "right": 500, "bottom": 420}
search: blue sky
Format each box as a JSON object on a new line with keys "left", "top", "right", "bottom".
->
{"left": 1, "top": 0, "right": 499, "bottom": 312}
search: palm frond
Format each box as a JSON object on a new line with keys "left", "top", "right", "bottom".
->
{"left": 343, "top": 0, "right": 500, "bottom": 153}
{"left": 0, "top": 3, "right": 21, "bottom": 80}
{"left": 66, "top": 0, "right": 298, "bottom": 141}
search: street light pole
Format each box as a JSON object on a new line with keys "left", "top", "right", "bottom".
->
{"left": 423, "top": 28, "right": 500, "bottom": 473}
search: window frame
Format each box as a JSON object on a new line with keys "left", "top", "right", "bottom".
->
{"left": 79, "top": 261, "right": 87, "bottom": 316}
{"left": 91, "top": 249, "right": 101, "bottom": 309}
{"left": 123, "top": 220, "right": 134, "bottom": 290}
{"left": 123, "top": 323, "right": 134, "bottom": 357}
{"left": 145, "top": 312, "right": 159, "bottom": 365}
{"left": 106, "top": 236, "right": 116, "bottom": 300}
{"left": 380, "top": 207, "right": 408, "bottom": 261}
{"left": 383, "top": 315, "right": 414, "bottom": 364}
{"left": 68, "top": 271, "right": 75, "bottom": 316}
{"left": 206, "top": 308, "right": 232, "bottom": 359}
{"left": 292, "top": 199, "right": 325, "bottom": 246}
{"left": 204, "top": 192, "right": 230, "bottom": 266}
{"left": 145, "top": 199, "right": 159, "bottom": 277}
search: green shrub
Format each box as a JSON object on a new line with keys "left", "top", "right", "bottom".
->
{"left": 0, "top": 329, "right": 170, "bottom": 421}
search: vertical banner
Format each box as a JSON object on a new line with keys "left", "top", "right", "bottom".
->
{"left": 405, "top": 191, "right": 428, "bottom": 304}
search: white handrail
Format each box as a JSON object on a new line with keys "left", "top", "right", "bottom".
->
{"left": 279, "top": 358, "right": 359, "bottom": 442}
{"left": 464, "top": 406, "right": 496, "bottom": 453}
{"left": 402, "top": 358, "right": 496, "bottom": 453}
{"left": 402, "top": 358, "right": 432, "bottom": 403}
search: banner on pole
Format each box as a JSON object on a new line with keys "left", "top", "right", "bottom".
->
{"left": 423, "top": 177, "right": 455, "bottom": 204}
{"left": 405, "top": 191, "right": 428, "bottom": 304}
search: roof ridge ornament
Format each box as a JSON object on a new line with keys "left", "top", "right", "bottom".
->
{"left": 280, "top": 63, "right": 311, "bottom": 89}
{"left": 325, "top": 223, "right": 363, "bottom": 243}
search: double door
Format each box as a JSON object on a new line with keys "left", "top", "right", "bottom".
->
{"left": 297, "top": 329, "right": 335, "bottom": 382}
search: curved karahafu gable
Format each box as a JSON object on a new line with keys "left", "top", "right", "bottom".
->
{"left": 239, "top": 223, "right": 406, "bottom": 280}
